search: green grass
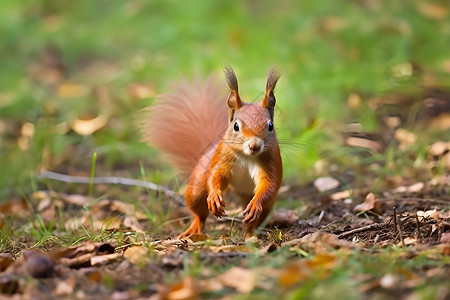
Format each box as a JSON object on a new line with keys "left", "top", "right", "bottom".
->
{"left": 0, "top": 0, "right": 449, "bottom": 298}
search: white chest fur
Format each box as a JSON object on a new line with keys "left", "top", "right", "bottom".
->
{"left": 230, "top": 157, "right": 260, "bottom": 196}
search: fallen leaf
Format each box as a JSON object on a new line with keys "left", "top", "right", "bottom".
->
{"left": 283, "top": 232, "right": 357, "bottom": 253}
{"left": 54, "top": 275, "right": 76, "bottom": 296}
{"left": 314, "top": 177, "right": 340, "bottom": 192}
{"left": 90, "top": 253, "right": 121, "bottom": 266}
{"left": 162, "top": 277, "right": 198, "bottom": 300}
{"left": 187, "top": 233, "right": 208, "bottom": 243}
{"left": 354, "top": 193, "right": 381, "bottom": 213}
{"left": 57, "top": 83, "right": 88, "bottom": 98}
{"left": 0, "top": 199, "right": 30, "bottom": 217}
{"left": 268, "top": 209, "right": 299, "bottom": 227}
{"left": 124, "top": 246, "right": 148, "bottom": 264}
{"left": 123, "top": 216, "right": 145, "bottom": 233}
{"left": 72, "top": 115, "right": 108, "bottom": 136}
{"left": 210, "top": 245, "right": 254, "bottom": 253}
{"left": 127, "top": 83, "right": 155, "bottom": 99}
{"left": 441, "top": 232, "right": 450, "bottom": 244}
{"left": 330, "top": 190, "right": 352, "bottom": 200}
{"left": 278, "top": 261, "right": 312, "bottom": 287}
{"left": 394, "top": 128, "right": 417, "bottom": 150}
{"left": 417, "top": 2, "right": 448, "bottom": 20}
{"left": 218, "top": 267, "right": 255, "bottom": 293}
{"left": 0, "top": 256, "right": 14, "bottom": 271}
{"left": 429, "top": 141, "right": 450, "bottom": 156}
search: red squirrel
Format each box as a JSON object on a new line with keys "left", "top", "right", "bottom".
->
{"left": 141, "top": 67, "right": 282, "bottom": 239}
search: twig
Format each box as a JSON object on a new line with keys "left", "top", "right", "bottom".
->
{"left": 393, "top": 207, "right": 398, "bottom": 235}
{"left": 415, "top": 211, "right": 422, "bottom": 243}
{"left": 397, "top": 213, "right": 405, "bottom": 247}
{"left": 338, "top": 223, "right": 386, "bottom": 239}
{"left": 39, "top": 170, "right": 185, "bottom": 206}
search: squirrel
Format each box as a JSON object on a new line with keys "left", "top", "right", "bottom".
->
{"left": 141, "top": 66, "right": 283, "bottom": 239}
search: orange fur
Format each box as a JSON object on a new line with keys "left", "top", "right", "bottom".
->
{"left": 140, "top": 77, "right": 228, "bottom": 177}
{"left": 142, "top": 67, "right": 283, "bottom": 239}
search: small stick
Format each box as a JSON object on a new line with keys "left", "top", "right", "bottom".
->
{"left": 397, "top": 213, "right": 405, "bottom": 247}
{"left": 338, "top": 223, "right": 386, "bottom": 238}
{"left": 39, "top": 170, "right": 185, "bottom": 206}
{"left": 393, "top": 207, "right": 398, "bottom": 234}
{"left": 415, "top": 211, "right": 422, "bottom": 243}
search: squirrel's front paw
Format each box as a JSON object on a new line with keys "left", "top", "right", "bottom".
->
{"left": 243, "top": 202, "right": 263, "bottom": 224}
{"left": 207, "top": 190, "right": 226, "bottom": 217}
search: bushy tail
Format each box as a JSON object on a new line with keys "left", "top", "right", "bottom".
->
{"left": 140, "top": 77, "right": 228, "bottom": 177}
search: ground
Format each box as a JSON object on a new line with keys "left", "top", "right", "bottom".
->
{"left": 0, "top": 1, "right": 449, "bottom": 299}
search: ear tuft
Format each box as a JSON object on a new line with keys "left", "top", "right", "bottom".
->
{"left": 225, "top": 66, "right": 242, "bottom": 120}
{"left": 262, "top": 67, "right": 281, "bottom": 111}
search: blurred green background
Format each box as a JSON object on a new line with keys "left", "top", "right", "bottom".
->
{"left": 1, "top": 0, "right": 449, "bottom": 200}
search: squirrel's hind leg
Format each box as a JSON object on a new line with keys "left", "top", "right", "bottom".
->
{"left": 178, "top": 179, "right": 209, "bottom": 239}
{"left": 178, "top": 215, "right": 207, "bottom": 239}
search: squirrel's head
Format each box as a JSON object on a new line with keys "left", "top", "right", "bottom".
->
{"left": 224, "top": 66, "right": 281, "bottom": 157}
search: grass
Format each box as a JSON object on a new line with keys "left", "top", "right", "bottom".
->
{"left": 0, "top": 0, "right": 449, "bottom": 298}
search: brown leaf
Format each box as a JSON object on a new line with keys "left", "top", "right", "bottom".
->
{"left": 429, "top": 141, "right": 450, "bottom": 156}
{"left": 90, "top": 253, "right": 121, "bottom": 266}
{"left": 314, "top": 176, "right": 340, "bottom": 192}
{"left": 283, "top": 232, "right": 357, "bottom": 253}
{"left": 278, "top": 261, "right": 312, "bottom": 287}
{"left": 123, "top": 246, "right": 148, "bottom": 264}
{"left": 417, "top": 3, "right": 448, "bottom": 20}
{"left": 0, "top": 199, "right": 30, "bottom": 217}
{"left": 267, "top": 209, "right": 299, "bottom": 227}
{"left": 394, "top": 128, "right": 417, "bottom": 150}
{"left": 0, "top": 256, "right": 14, "bottom": 271}
{"left": 354, "top": 193, "right": 381, "bottom": 213}
{"left": 72, "top": 115, "right": 108, "bottom": 136}
{"left": 54, "top": 275, "right": 76, "bottom": 296}
{"left": 218, "top": 267, "right": 255, "bottom": 293}
{"left": 53, "top": 242, "right": 115, "bottom": 268}
{"left": 187, "top": 233, "right": 208, "bottom": 242}
{"left": 161, "top": 277, "right": 198, "bottom": 300}
{"left": 441, "top": 232, "right": 450, "bottom": 244}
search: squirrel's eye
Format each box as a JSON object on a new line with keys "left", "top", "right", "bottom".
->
{"left": 233, "top": 122, "right": 240, "bottom": 132}
{"left": 268, "top": 121, "right": 274, "bottom": 132}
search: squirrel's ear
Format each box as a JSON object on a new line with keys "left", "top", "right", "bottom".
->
{"left": 262, "top": 67, "right": 281, "bottom": 112}
{"left": 225, "top": 66, "right": 242, "bottom": 121}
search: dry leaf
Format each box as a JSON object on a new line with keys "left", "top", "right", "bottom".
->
{"left": 90, "top": 253, "right": 121, "bottom": 266}
{"left": 417, "top": 209, "right": 440, "bottom": 221}
{"left": 314, "top": 177, "right": 339, "bottom": 192}
{"left": 57, "top": 83, "right": 87, "bottom": 97}
{"left": 72, "top": 115, "right": 108, "bottom": 135}
{"left": 278, "top": 261, "right": 312, "bottom": 287}
{"left": 418, "top": 2, "right": 448, "bottom": 20}
{"left": 394, "top": 128, "right": 417, "bottom": 150}
{"left": 268, "top": 209, "right": 299, "bottom": 227}
{"left": 187, "top": 233, "right": 208, "bottom": 243}
{"left": 330, "top": 190, "right": 351, "bottom": 200}
{"left": 354, "top": 193, "right": 381, "bottom": 213}
{"left": 441, "top": 232, "right": 450, "bottom": 244}
{"left": 210, "top": 245, "right": 254, "bottom": 253}
{"left": 54, "top": 275, "right": 76, "bottom": 296}
{"left": 162, "top": 277, "right": 198, "bottom": 300}
{"left": 429, "top": 141, "right": 450, "bottom": 156}
{"left": 123, "top": 246, "right": 148, "bottom": 264}
{"left": 123, "top": 216, "right": 145, "bottom": 233}
{"left": 0, "top": 199, "right": 30, "bottom": 217}
{"left": 218, "top": 267, "right": 255, "bottom": 293}
{"left": 283, "top": 232, "right": 357, "bottom": 253}
{"left": 127, "top": 83, "right": 155, "bottom": 99}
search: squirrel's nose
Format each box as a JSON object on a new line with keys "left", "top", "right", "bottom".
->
{"left": 248, "top": 139, "right": 261, "bottom": 152}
